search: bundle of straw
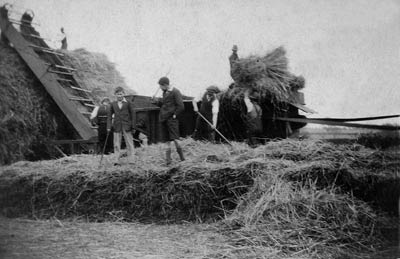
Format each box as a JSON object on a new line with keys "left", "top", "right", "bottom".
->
{"left": 218, "top": 47, "right": 307, "bottom": 140}
{"left": 230, "top": 46, "right": 295, "bottom": 101}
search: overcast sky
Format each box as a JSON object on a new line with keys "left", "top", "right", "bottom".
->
{"left": 3, "top": 0, "right": 400, "bottom": 124}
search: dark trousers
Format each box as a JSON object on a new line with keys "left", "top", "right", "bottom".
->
{"left": 193, "top": 116, "right": 214, "bottom": 141}
{"left": 98, "top": 124, "right": 113, "bottom": 154}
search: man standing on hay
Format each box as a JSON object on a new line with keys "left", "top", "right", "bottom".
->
{"left": 229, "top": 45, "right": 239, "bottom": 80}
{"left": 60, "top": 27, "right": 67, "bottom": 50}
{"left": 192, "top": 86, "right": 220, "bottom": 141}
{"left": 107, "top": 87, "right": 136, "bottom": 165}
{"left": 244, "top": 90, "right": 263, "bottom": 146}
{"left": 91, "top": 97, "right": 113, "bottom": 154}
{"left": 152, "top": 77, "right": 185, "bottom": 165}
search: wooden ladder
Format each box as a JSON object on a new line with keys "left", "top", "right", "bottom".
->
{"left": 0, "top": 5, "right": 97, "bottom": 140}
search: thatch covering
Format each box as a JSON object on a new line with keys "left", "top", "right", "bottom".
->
{"left": 0, "top": 41, "right": 130, "bottom": 165}
{"left": 218, "top": 46, "right": 306, "bottom": 140}
{"left": 60, "top": 48, "right": 135, "bottom": 104}
{"left": 0, "top": 138, "right": 398, "bottom": 258}
{"left": 0, "top": 41, "right": 59, "bottom": 164}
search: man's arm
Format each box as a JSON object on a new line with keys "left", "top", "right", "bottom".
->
{"left": 129, "top": 101, "right": 136, "bottom": 130}
{"left": 192, "top": 95, "right": 200, "bottom": 113}
{"left": 90, "top": 106, "right": 99, "bottom": 126}
{"left": 90, "top": 106, "right": 99, "bottom": 120}
{"left": 107, "top": 104, "right": 114, "bottom": 131}
{"left": 211, "top": 99, "right": 219, "bottom": 128}
{"left": 174, "top": 90, "right": 184, "bottom": 117}
{"left": 151, "top": 97, "right": 162, "bottom": 107}
{"left": 243, "top": 90, "right": 254, "bottom": 113}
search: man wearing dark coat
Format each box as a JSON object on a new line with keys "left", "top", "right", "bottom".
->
{"left": 107, "top": 87, "right": 136, "bottom": 165}
{"left": 229, "top": 45, "right": 239, "bottom": 80}
{"left": 152, "top": 77, "right": 185, "bottom": 165}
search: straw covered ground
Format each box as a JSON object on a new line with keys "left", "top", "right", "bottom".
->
{"left": 0, "top": 138, "right": 398, "bottom": 258}
{"left": 0, "top": 41, "right": 129, "bottom": 165}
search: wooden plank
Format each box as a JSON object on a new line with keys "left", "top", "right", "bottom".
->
{"left": 277, "top": 117, "right": 400, "bottom": 131}
{"left": 69, "top": 96, "right": 93, "bottom": 102}
{"left": 306, "top": 114, "right": 400, "bottom": 122}
{"left": 0, "top": 11, "right": 96, "bottom": 140}
{"left": 70, "top": 86, "right": 91, "bottom": 93}
{"left": 289, "top": 102, "right": 317, "bottom": 114}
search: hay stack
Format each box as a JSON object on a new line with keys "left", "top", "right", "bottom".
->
{"left": 0, "top": 138, "right": 397, "bottom": 258}
{"left": 0, "top": 41, "right": 59, "bottom": 164}
{"left": 0, "top": 42, "right": 130, "bottom": 164}
{"left": 218, "top": 46, "right": 306, "bottom": 140}
{"left": 60, "top": 48, "right": 135, "bottom": 103}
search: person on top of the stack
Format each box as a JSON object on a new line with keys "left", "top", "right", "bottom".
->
{"left": 229, "top": 44, "right": 239, "bottom": 81}
{"left": 90, "top": 97, "right": 113, "bottom": 155}
{"left": 60, "top": 27, "right": 68, "bottom": 50}
{"left": 107, "top": 86, "right": 136, "bottom": 165}
{"left": 243, "top": 89, "right": 263, "bottom": 147}
{"left": 192, "top": 86, "right": 220, "bottom": 142}
{"left": 152, "top": 77, "right": 185, "bottom": 165}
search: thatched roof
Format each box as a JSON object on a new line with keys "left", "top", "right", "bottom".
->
{"left": 0, "top": 41, "right": 131, "bottom": 164}
{"left": 60, "top": 48, "right": 135, "bottom": 103}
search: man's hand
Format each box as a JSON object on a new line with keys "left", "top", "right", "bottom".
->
{"left": 107, "top": 128, "right": 111, "bottom": 132}
{"left": 150, "top": 96, "right": 158, "bottom": 103}
{"left": 172, "top": 114, "right": 176, "bottom": 119}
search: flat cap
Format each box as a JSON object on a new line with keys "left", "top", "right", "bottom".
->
{"left": 158, "top": 77, "right": 170, "bottom": 86}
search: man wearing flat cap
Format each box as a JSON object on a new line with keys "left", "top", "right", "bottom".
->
{"left": 192, "top": 86, "right": 220, "bottom": 141}
{"left": 152, "top": 77, "right": 185, "bottom": 165}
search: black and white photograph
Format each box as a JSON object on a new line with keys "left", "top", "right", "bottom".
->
{"left": 0, "top": 0, "right": 399, "bottom": 258}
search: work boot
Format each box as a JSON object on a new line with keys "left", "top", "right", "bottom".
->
{"left": 176, "top": 147, "right": 185, "bottom": 161}
{"left": 166, "top": 149, "right": 172, "bottom": 165}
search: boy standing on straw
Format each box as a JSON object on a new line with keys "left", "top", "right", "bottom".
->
{"left": 152, "top": 77, "right": 185, "bottom": 165}
{"left": 107, "top": 87, "right": 136, "bottom": 165}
